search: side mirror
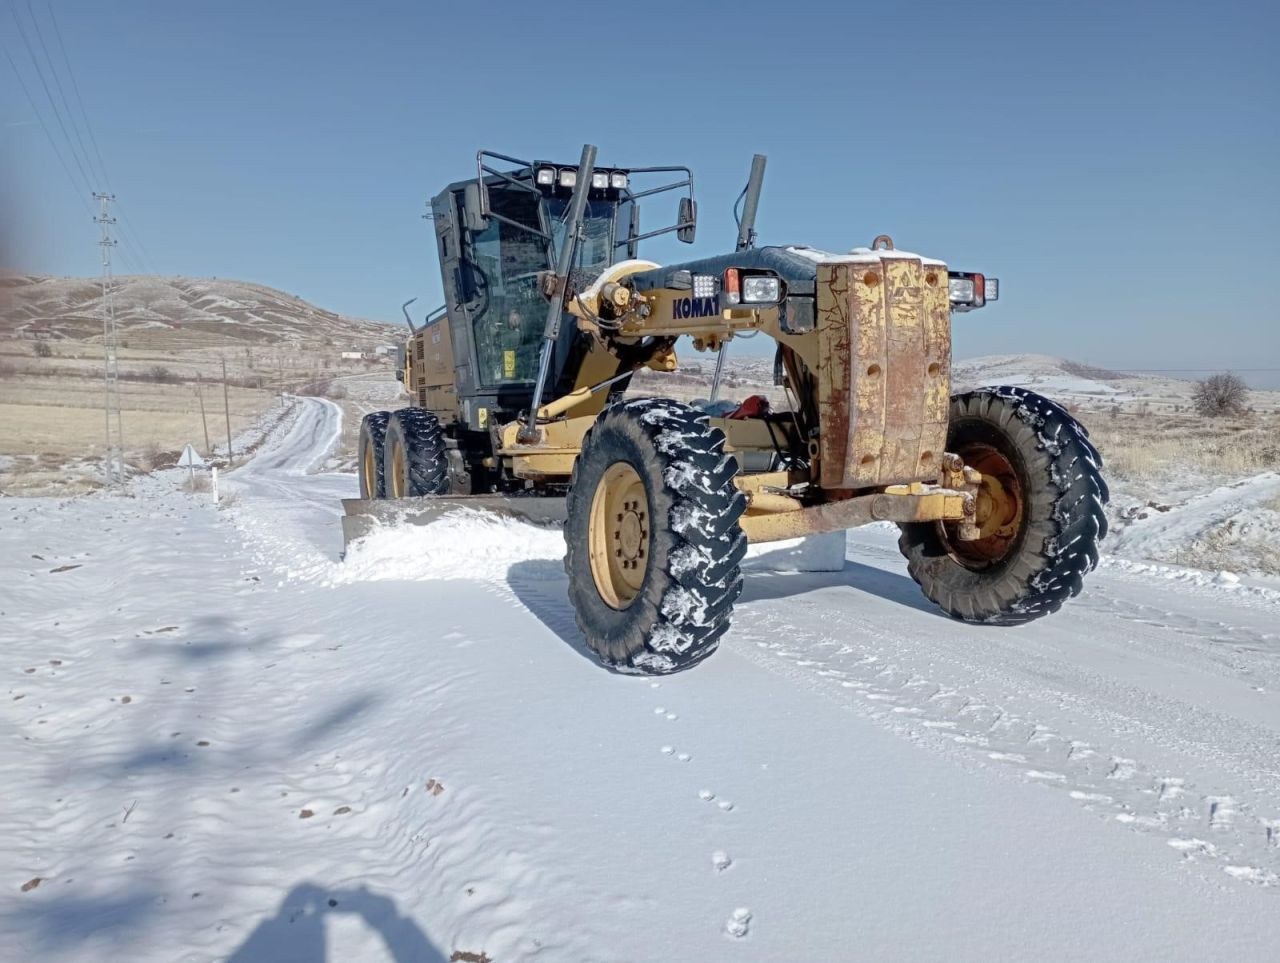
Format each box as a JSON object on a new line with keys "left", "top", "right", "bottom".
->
{"left": 463, "top": 182, "right": 488, "bottom": 234}
{"left": 677, "top": 197, "right": 696, "bottom": 244}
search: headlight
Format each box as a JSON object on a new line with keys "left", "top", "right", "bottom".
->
{"left": 948, "top": 277, "right": 975, "bottom": 304}
{"left": 535, "top": 167, "right": 556, "bottom": 186}
{"left": 948, "top": 272, "right": 995, "bottom": 312}
{"left": 742, "top": 276, "right": 781, "bottom": 303}
{"left": 559, "top": 169, "right": 577, "bottom": 188}
{"left": 610, "top": 172, "right": 629, "bottom": 189}
{"left": 591, "top": 172, "right": 609, "bottom": 189}
{"left": 692, "top": 274, "right": 716, "bottom": 298}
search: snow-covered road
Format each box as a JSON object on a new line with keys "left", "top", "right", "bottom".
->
{"left": 5, "top": 398, "right": 1280, "bottom": 962}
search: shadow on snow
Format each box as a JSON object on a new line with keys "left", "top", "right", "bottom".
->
{"left": 504, "top": 554, "right": 940, "bottom": 666}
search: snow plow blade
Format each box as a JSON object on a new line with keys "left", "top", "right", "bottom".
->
{"left": 340, "top": 496, "right": 567, "bottom": 551}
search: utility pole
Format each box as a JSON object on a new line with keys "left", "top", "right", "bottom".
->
{"left": 195, "top": 371, "right": 211, "bottom": 454}
{"left": 94, "top": 193, "right": 124, "bottom": 486}
{"left": 221, "top": 355, "right": 233, "bottom": 466}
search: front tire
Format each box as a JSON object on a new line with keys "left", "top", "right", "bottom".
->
{"left": 565, "top": 399, "right": 747, "bottom": 674}
{"left": 382, "top": 408, "right": 449, "bottom": 498}
{"left": 357, "top": 411, "right": 391, "bottom": 498}
{"left": 898, "top": 387, "right": 1109, "bottom": 624}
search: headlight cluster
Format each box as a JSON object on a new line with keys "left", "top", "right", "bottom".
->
{"left": 721, "top": 268, "right": 785, "bottom": 307}
{"left": 948, "top": 272, "right": 999, "bottom": 312}
{"left": 535, "top": 167, "right": 628, "bottom": 190}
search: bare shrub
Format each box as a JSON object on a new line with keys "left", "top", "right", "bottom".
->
{"left": 149, "top": 365, "right": 178, "bottom": 384}
{"left": 131, "top": 442, "right": 165, "bottom": 472}
{"left": 1060, "top": 359, "right": 1123, "bottom": 380}
{"left": 33, "top": 341, "right": 54, "bottom": 358}
{"left": 296, "top": 378, "right": 346, "bottom": 399}
{"left": 1193, "top": 372, "right": 1248, "bottom": 417}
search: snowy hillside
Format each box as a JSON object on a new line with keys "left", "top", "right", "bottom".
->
{"left": 5, "top": 398, "right": 1280, "bottom": 961}
{"left": 0, "top": 274, "right": 400, "bottom": 348}
{"left": 954, "top": 354, "right": 1280, "bottom": 413}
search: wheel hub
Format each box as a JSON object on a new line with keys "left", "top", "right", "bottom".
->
{"left": 362, "top": 444, "right": 376, "bottom": 496}
{"left": 390, "top": 442, "right": 405, "bottom": 498}
{"left": 588, "top": 463, "right": 650, "bottom": 609}
{"left": 617, "top": 504, "right": 646, "bottom": 561}
{"left": 944, "top": 442, "right": 1023, "bottom": 566}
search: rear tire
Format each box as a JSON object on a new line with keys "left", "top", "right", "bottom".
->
{"left": 564, "top": 398, "right": 747, "bottom": 674}
{"left": 898, "top": 386, "right": 1109, "bottom": 624}
{"left": 383, "top": 408, "right": 449, "bottom": 498}
{"left": 357, "top": 411, "right": 391, "bottom": 498}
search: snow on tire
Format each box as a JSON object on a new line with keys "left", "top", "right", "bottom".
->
{"left": 357, "top": 411, "right": 392, "bottom": 498}
{"left": 898, "top": 386, "right": 1109, "bottom": 624}
{"left": 564, "top": 398, "right": 747, "bottom": 674}
{"left": 382, "top": 408, "right": 449, "bottom": 497}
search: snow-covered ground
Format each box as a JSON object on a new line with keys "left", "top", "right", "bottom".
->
{"left": 5, "top": 398, "right": 1280, "bottom": 962}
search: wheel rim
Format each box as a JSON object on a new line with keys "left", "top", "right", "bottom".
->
{"left": 362, "top": 442, "right": 376, "bottom": 497}
{"left": 390, "top": 441, "right": 405, "bottom": 498}
{"left": 942, "top": 441, "right": 1024, "bottom": 566}
{"left": 588, "top": 462, "right": 650, "bottom": 609}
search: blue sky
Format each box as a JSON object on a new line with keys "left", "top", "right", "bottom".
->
{"left": 3, "top": 0, "right": 1277, "bottom": 382}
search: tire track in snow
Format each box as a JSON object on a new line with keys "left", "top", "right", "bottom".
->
{"left": 732, "top": 604, "right": 1280, "bottom": 887}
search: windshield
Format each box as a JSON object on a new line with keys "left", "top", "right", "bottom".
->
{"left": 468, "top": 189, "right": 619, "bottom": 387}
{"left": 547, "top": 197, "right": 617, "bottom": 277}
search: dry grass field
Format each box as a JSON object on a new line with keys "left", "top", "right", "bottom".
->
{"left": 0, "top": 337, "right": 370, "bottom": 495}
{"left": 1084, "top": 409, "right": 1280, "bottom": 503}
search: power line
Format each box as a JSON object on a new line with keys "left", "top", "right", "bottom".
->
{"left": 45, "top": 0, "right": 112, "bottom": 190}
{"left": 0, "top": 38, "right": 92, "bottom": 217}
{"left": 8, "top": 1, "right": 95, "bottom": 196}
{"left": 114, "top": 200, "right": 159, "bottom": 275}
{"left": 44, "top": 1, "right": 160, "bottom": 276}
{"left": 24, "top": 0, "right": 100, "bottom": 191}
{"left": 6, "top": 1, "right": 161, "bottom": 277}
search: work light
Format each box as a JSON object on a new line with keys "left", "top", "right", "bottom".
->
{"left": 742, "top": 276, "right": 781, "bottom": 303}
{"left": 591, "top": 172, "right": 609, "bottom": 189}
{"left": 610, "top": 172, "right": 629, "bottom": 189}
{"left": 535, "top": 167, "right": 556, "bottom": 186}
{"left": 948, "top": 276, "right": 976, "bottom": 305}
{"left": 559, "top": 169, "right": 577, "bottom": 188}
{"left": 948, "top": 272, "right": 995, "bottom": 311}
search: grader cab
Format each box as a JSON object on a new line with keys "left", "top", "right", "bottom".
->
{"left": 348, "top": 145, "right": 1108, "bottom": 674}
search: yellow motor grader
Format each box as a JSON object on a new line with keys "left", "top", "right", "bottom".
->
{"left": 347, "top": 145, "right": 1108, "bottom": 674}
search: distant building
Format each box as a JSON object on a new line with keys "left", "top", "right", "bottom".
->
{"left": 340, "top": 351, "right": 364, "bottom": 361}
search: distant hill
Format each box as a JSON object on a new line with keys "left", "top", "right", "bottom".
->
{"left": 953, "top": 354, "right": 1280, "bottom": 412}
{"left": 0, "top": 274, "right": 402, "bottom": 349}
